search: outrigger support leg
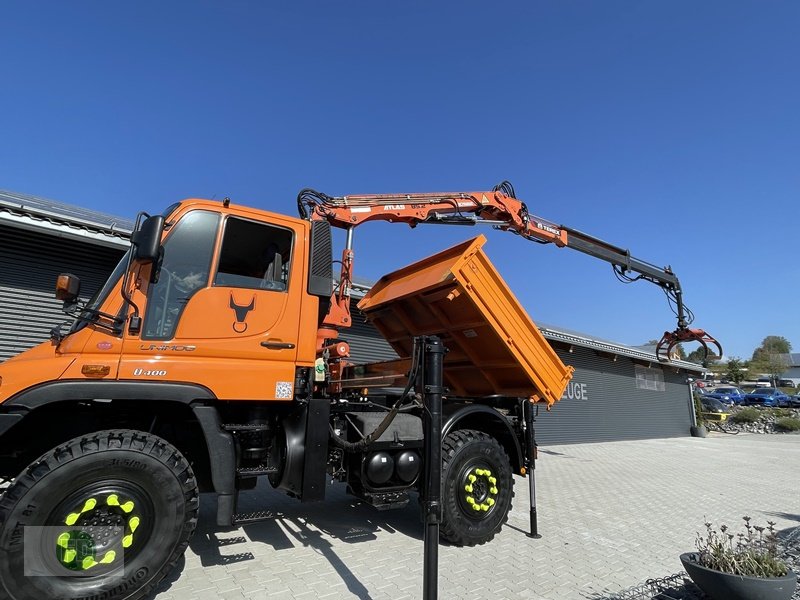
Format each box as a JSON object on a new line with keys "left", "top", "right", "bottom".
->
{"left": 421, "top": 336, "right": 445, "bottom": 600}
{"left": 523, "top": 399, "right": 542, "bottom": 539}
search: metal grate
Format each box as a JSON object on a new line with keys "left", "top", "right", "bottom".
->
{"left": 595, "top": 574, "right": 706, "bottom": 600}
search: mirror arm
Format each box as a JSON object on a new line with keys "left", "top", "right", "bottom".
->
{"left": 122, "top": 211, "right": 150, "bottom": 335}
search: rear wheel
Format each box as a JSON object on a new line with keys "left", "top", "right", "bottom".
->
{"left": 0, "top": 429, "right": 198, "bottom": 600}
{"left": 440, "top": 429, "right": 513, "bottom": 546}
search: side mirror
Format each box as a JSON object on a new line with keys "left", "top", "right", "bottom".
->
{"left": 131, "top": 215, "right": 165, "bottom": 262}
{"left": 55, "top": 273, "right": 81, "bottom": 303}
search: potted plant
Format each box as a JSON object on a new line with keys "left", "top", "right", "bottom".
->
{"left": 680, "top": 517, "right": 797, "bottom": 600}
{"left": 690, "top": 391, "right": 708, "bottom": 438}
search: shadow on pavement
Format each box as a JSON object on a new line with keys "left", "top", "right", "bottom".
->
{"left": 148, "top": 482, "right": 425, "bottom": 599}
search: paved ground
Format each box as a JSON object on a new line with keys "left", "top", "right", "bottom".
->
{"left": 149, "top": 433, "right": 800, "bottom": 600}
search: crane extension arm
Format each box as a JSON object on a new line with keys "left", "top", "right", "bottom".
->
{"left": 297, "top": 181, "right": 721, "bottom": 364}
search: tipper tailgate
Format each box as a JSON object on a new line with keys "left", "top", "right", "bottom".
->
{"left": 357, "top": 235, "right": 573, "bottom": 407}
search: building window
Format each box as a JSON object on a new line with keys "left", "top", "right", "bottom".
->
{"left": 635, "top": 365, "right": 665, "bottom": 392}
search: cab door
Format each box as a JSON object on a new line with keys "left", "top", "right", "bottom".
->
{"left": 120, "top": 209, "right": 305, "bottom": 401}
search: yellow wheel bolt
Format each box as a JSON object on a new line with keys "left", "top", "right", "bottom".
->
{"left": 490, "top": 487, "right": 498, "bottom": 495}
{"left": 468, "top": 474, "right": 477, "bottom": 483}
{"left": 120, "top": 501, "right": 134, "bottom": 513}
{"left": 81, "top": 557, "right": 97, "bottom": 570}
{"left": 99, "top": 551, "right": 116, "bottom": 564}
{"left": 122, "top": 534, "right": 133, "bottom": 548}
{"left": 484, "top": 470, "right": 492, "bottom": 477}
{"left": 488, "top": 476, "right": 497, "bottom": 484}
{"left": 65, "top": 513, "right": 80, "bottom": 526}
{"left": 480, "top": 503, "right": 489, "bottom": 511}
{"left": 464, "top": 484, "right": 473, "bottom": 493}
{"left": 106, "top": 494, "right": 119, "bottom": 506}
{"left": 465, "top": 496, "right": 475, "bottom": 505}
{"left": 63, "top": 549, "right": 77, "bottom": 563}
{"left": 487, "top": 498, "right": 495, "bottom": 506}
{"left": 129, "top": 516, "right": 140, "bottom": 532}
{"left": 81, "top": 498, "right": 97, "bottom": 513}
{"left": 57, "top": 533, "right": 71, "bottom": 549}
{"left": 472, "top": 504, "right": 481, "bottom": 511}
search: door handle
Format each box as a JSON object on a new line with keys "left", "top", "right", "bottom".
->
{"left": 261, "top": 341, "right": 295, "bottom": 350}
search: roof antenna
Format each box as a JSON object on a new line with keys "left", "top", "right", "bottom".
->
{"left": 223, "top": 197, "right": 231, "bottom": 208}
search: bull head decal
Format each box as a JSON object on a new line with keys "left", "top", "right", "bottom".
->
{"left": 229, "top": 294, "right": 256, "bottom": 333}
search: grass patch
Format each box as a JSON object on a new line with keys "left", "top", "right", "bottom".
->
{"left": 775, "top": 417, "right": 800, "bottom": 432}
{"left": 730, "top": 407, "right": 761, "bottom": 424}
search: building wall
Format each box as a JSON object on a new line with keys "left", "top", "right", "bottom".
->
{"left": 0, "top": 224, "right": 124, "bottom": 360}
{"left": 533, "top": 344, "right": 693, "bottom": 445}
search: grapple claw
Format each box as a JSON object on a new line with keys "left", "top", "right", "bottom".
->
{"left": 656, "top": 328, "right": 723, "bottom": 366}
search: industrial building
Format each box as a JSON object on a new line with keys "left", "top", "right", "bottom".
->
{"left": 0, "top": 189, "right": 703, "bottom": 445}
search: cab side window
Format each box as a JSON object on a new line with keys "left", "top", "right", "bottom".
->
{"left": 214, "top": 218, "right": 293, "bottom": 291}
{"left": 142, "top": 210, "right": 220, "bottom": 340}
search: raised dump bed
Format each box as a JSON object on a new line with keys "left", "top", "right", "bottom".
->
{"left": 357, "top": 235, "right": 573, "bottom": 407}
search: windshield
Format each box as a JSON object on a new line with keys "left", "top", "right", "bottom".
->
{"left": 69, "top": 250, "right": 130, "bottom": 334}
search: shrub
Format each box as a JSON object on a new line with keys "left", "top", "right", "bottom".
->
{"left": 730, "top": 407, "right": 760, "bottom": 424}
{"left": 695, "top": 517, "right": 788, "bottom": 578}
{"left": 775, "top": 417, "right": 800, "bottom": 432}
{"left": 765, "top": 408, "right": 791, "bottom": 418}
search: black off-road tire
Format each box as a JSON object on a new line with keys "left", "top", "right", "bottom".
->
{"left": 0, "top": 429, "right": 199, "bottom": 600}
{"left": 440, "top": 429, "right": 514, "bottom": 546}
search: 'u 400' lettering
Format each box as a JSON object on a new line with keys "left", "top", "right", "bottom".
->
{"left": 133, "top": 368, "right": 167, "bottom": 377}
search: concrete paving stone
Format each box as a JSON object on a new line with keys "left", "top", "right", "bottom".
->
{"left": 145, "top": 434, "right": 800, "bottom": 600}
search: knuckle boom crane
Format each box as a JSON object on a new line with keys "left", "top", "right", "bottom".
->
{"left": 298, "top": 180, "right": 721, "bottom": 365}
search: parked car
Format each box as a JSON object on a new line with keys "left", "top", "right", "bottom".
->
{"left": 785, "top": 394, "right": 800, "bottom": 408}
{"left": 755, "top": 377, "right": 772, "bottom": 388}
{"left": 700, "top": 396, "right": 729, "bottom": 414}
{"left": 778, "top": 379, "right": 796, "bottom": 389}
{"left": 742, "top": 388, "right": 791, "bottom": 407}
{"left": 702, "top": 386, "right": 746, "bottom": 406}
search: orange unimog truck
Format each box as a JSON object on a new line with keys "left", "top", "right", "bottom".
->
{"left": 0, "top": 181, "right": 718, "bottom": 600}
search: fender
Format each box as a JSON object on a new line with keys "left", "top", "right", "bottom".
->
{"left": 4, "top": 380, "right": 215, "bottom": 410}
{"left": 442, "top": 402, "right": 524, "bottom": 472}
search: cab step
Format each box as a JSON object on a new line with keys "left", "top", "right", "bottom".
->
{"left": 236, "top": 465, "right": 278, "bottom": 477}
{"left": 232, "top": 510, "right": 276, "bottom": 525}
{"left": 222, "top": 423, "right": 271, "bottom": 432}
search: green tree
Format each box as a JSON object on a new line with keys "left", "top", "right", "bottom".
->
{"left": 724, "top": 357, "right": 746, "bottom": 385}
{"left": 751, "top": 336, "right": 792, "bottom": 362}
{"left": 686, "top": 346, "right": 719, "bottom": 365}
{"left": 750, "top": 352, "right": 789, "bottom": 386}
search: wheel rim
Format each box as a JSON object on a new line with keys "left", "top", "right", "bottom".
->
{"left": 456, "top": 463, "right": 500, "bottom": 520}
{"left": 46, "top": 481, "right": 155, "bottom": 576}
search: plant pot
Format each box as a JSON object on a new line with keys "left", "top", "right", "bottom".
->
{"left": 690, "top": 425, "right": 708, "bottom": 438}
{"left": 680, "top": 552, "right": 797, "bottom": 600}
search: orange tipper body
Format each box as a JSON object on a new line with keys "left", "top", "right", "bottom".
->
{"left": 358, "top": 236, "right": 573, "bottom": 407}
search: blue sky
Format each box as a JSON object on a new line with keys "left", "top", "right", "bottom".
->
{"left": 1, "top": 1, "right": 798, "bottom": 360}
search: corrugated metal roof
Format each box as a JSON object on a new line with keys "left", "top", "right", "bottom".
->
{"left": 0, "top": 189, "right": 134, "bottom": 237}
{"left": 537, "top": 323, "right": 704, "bottom": 373}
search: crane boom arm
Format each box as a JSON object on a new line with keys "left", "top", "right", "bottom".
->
{"left": 297, "top": 182, "right": 721, "bottom": 364}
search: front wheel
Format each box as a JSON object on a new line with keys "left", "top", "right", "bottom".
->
{"left": 0, "top": 430, "right": 198, "bottom": 600}
{"left": 440, "top": 429, "right": 514, "bottom": 546}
